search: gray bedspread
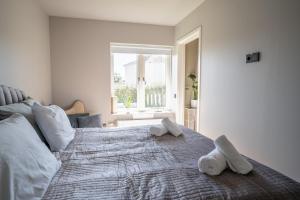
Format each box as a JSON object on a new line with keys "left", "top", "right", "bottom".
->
{"left": 43, "top": 126, "right": 300, "bottom": 200}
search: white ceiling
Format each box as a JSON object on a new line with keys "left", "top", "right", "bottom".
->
{"left": 38, "top": 0, "right": 205, "bottom": 26}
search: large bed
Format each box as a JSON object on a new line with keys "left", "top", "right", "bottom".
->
{"left": 1, "top": 85, "right": 300, "bottom": 200}
{"left": 43, "top": 126, "right": 300, "bottom": 199}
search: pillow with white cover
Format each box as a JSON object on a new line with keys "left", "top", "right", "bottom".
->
{"left": 32, "top": 103, "right": 75, "bottom": 151}
{"left": 0, "top": 102, "right": 47, "bottom": 144}
{"left": 0, "top": 114, "right": 61, "bottom": 200}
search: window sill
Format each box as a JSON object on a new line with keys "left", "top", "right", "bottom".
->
{"left": 111, "top": 110, "right": 175, "bottom": 121}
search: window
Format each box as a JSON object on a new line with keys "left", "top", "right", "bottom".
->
{"left": 111, "top": 44, "right": 172, "bottom": 113}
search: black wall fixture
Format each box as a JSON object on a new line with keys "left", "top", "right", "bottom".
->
{"left": 246, "top": 52, "right": 260, "bottom": 63}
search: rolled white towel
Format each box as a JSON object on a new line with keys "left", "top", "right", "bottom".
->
{"left": 198, "top": 148, "right": 227, "bottom": 176}
{"left": 215, "top": 135, "right": 253, "bottom": 174}
{"left": 150, "top": 126, "right": 168, "bottom": 137}
{"left": 161, "top": 118, "right": 182, "bottom": 137}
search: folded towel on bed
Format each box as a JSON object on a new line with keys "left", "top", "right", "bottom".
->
{"left": 198, "top": 148, "right": 227, "bottom": 176}
{"left": 215, "top": 135, "right": 253, "bottom": 174}
{"left": 161, "top": 118, "right": 183, "bottom": 137}
{"left": 150, "top": 126, "right": 168, "bottom": 136}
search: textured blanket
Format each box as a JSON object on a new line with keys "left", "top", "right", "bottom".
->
{"left": 43, "top": 126, "right": 300, "bottom": 200}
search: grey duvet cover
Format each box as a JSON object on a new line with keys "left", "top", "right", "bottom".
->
{"left": 43, "top": 126, "right": 300, "bottom": 200}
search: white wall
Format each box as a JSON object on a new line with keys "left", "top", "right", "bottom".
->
{"left": 176, "top": 0, "right": 300, "bottom": 181}
{"left": 0, "top": 0, "right": 52, "bottom": 104}
{"left": 50, "top": 17, "right": 174, "bottom": 122}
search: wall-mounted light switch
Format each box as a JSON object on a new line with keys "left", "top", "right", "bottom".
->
{"left": 246, "top": 52, "right": 260, "bottom": 63}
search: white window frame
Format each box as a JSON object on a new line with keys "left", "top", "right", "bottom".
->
{"left": 110, "top": 43, "right": 173, "bottom": 113}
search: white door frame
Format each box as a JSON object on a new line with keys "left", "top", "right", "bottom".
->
{"left": 175, "top": 27, "right": 202, "bottom": 131}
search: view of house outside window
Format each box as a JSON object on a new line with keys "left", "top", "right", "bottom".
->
{"left": 111, "top": 45, "right": 172, "bottom": 113}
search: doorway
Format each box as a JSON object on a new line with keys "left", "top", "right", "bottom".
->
{"left": 175, "top": 27, "right": 201, "bottom": 131}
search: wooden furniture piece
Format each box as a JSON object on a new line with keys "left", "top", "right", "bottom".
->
{"left": 184, "top": 108, "right": 197, "bottom": 131}
{"left": 64, "top": 100, "right": 86, "bottom": 115}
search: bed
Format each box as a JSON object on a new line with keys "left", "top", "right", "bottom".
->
{"left": 43, "top": 126, "right": 300, "bottom": 199}
{"left": 1, "top": 85, "right": 300, "bottom": 200}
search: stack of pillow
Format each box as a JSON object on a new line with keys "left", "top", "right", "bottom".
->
{"left": 32, "top": 103, "right": 75, "bottom": 151}
{"left": 0, "top": 99, "right": 47, "bottom": 144}
{"left": 198, "top": 135, "right": 253, "bottom": 176}
{"left": 0, "top": 100, "right": 75, "bottom": 199}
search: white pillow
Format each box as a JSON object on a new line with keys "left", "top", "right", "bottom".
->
{"left": 0, "top": 114, "right": 61, "bottom": 200}
{"left": 32, "top": 103, "right": 75, "bottom": 151}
